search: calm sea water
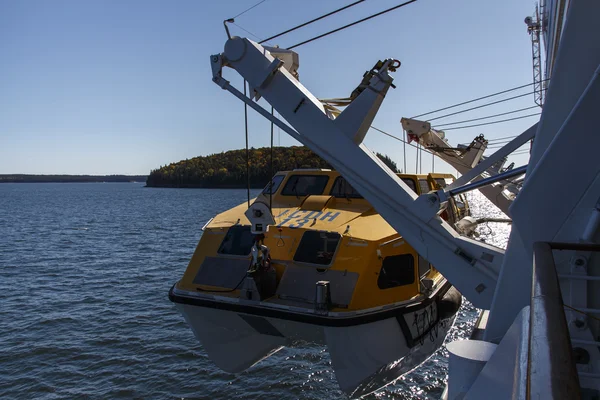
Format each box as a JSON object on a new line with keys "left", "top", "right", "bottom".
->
{"left": 0, "top": 183, "right": 509, "bottom": 399}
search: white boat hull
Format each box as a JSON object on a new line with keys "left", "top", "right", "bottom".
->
{"left": 173, "top": 285, "right": 459, "bottom": 397}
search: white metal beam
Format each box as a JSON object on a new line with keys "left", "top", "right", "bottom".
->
{"left": 401, "top": 118, "right": 516, "bottom": 215}
{"left": 446, "top": 123, "right": 537, "bottom": 191}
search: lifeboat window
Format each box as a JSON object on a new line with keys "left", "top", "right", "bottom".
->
{"left": 330, "top": 177, "right": 363, "bottom": 198}
{"left": 263, "top": 175, "right": 284, "bottom": 195}
{"left": 293, "top": 231, "right": 341, "bottom": 266}
{"left": 377, "top": 254, "right": 415, "bottom": 289}
{"left": 455, "top": 194, "right": 467, "bottom": 210}
{"left": 418, "top": 255, "right": 431, "bottom": 278}
{"left": 418, "top": 179, "right": 431, "bottom": 194}
{"left": 401, "top": 178, "right": 418, "bottom": 194}
{"left": 435, "top": 178, "right": 447, "bottom": 188}
{"left": 281, "top": 175, "right": 329, "bottom": 197}
{"left": 217, "top": 225, "right": 255, "bottom": 256}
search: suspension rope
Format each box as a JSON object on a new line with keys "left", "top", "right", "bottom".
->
{"left": 232, "top": 22, "right": 265, "bottom": 42}
{"left": 487, "top": 135, "right": 519, "bottom": 142}
{"left": 411, "top": 80, "right": 549, "bottom": 119}
{"left": 232, "top": 0, "right": 268, "bottom": 19}
{"left": 486, "top": 140, "right": 528, "bottom": 148}
{"left": 441, "top": 113, "right": 541, "bottom": 131}
{"left": 427, "top": 91, "right": 541, "bottom": 122}
{"left": 288, "top": 0, "right": 418, "bottom": 50}
{"left": 458, "top": 135, "right": 519, "bottom": 147}
{"left": 487, "top": 148, "right": 529, "bottom": 154}
{"left": 434, "top": 106, "right": 539, "bottom": 128}
{"left": 415, "top": 142, "right": 419, "bottom": 174}
{"left": 370, "top": 125, "right": 473, "bottom": 170}
{"left": 277, "top": 114, "right": 281, "bottom": 145}
{"left": 243, "top": 80, "right": 251, "bottom": 208}
{"left": 372, "top": 126, "right": 435, "bottom": 156}
{"left": 486, "top": 144, "right": 527, "bottom": 150}
{"left": 484, "top": 147, "right": 530, "bottom": 155}
{"left": 486, "top": 139, "right": 523, "bottom": 146}
{"left": 259, "top": 0, "right": 365, "bottom": 44}
{"left": 402, "top": 129, "right": 407, "bottom": 173}
{"left": 564, "top": 304, "right": 600, "bottom": 324}
{"left": 270, "top": 106, "right": 274, "bottom": 212}
{"left": 459, "top": 135, "right": 518, "bottom": 149}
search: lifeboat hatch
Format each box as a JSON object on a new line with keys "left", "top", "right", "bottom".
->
{"left": 193, "top": 257, "right": 249, "bottom": 289}
{"left": 300, "top": 195, "right": 336, "bottom": 211}
{"left": 275, "top": 264, "right": 358, "bottom": 308}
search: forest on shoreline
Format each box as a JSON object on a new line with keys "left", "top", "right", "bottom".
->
{"left": 145, "top": 146, "right": 398, "bottom": 188}
{"left": 2, "top": 147, "right": 399, "bottom": 187}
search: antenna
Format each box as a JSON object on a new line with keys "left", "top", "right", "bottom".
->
{"left": 525, "top": 5, "right": 544, "bottom": 107}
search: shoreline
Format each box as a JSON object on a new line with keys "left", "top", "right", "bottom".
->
{"left": 0, "top": 175, "right": 147, "bottom": 184}
{"left": 144, "top": 184, "right": 266, "bottom": 189}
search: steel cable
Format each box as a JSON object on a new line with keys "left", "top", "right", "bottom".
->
{"left": 288, "top": 0, "right": 418, "bottom": 50}
{"left": 259, "top": 0, "right": 365, "bottom": 44}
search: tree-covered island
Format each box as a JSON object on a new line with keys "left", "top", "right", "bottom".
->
{"left": 145, "top": 146, "right": 399, "bottom": 188}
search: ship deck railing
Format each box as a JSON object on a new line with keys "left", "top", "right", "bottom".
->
{"left": 448, "top": 241, "right": 600, "bottom": 399}
{"left": 528, "top": 242, "right": 600, "bottom": 399}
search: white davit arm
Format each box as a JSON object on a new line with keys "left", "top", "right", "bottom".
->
{"left": 210, "top": 37, "right": 504, "bottom": 309}
{"left": 401, "top": 118, "right": 534, "bottom": 215}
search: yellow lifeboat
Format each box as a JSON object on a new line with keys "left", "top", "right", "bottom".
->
{"left": 169, "top": 169, "right": 467, "bottom": 397}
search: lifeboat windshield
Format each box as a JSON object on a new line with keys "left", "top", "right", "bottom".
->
{"left": 217, "top": 225, "right": 254, "bottom": 256}
{"left": 330, "top": 177, "right": 362, "bottom": 198}
{"left": 263, "top": 175, "right": 284, "bottom": 195}
{"left": 281, "top": 175, "right": 329, "bottom": 197}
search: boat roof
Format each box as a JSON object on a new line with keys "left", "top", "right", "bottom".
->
{"left": 204, "top": 169, "right": 457, "bottom": 242}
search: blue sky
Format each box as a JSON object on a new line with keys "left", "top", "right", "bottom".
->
{"left": 0, "top": 0, "right": 538, "bottom": 175}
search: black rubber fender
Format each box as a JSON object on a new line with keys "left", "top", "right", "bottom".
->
{"left": 437, "top": 286, "right": 462, "bottom": 321}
